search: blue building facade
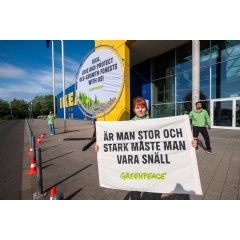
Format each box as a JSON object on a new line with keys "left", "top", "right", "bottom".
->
{"left": 56, "top": 84, "right": 85, "bottom": 119}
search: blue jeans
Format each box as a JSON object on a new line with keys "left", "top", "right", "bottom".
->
{"left": 49, "top": 124, "right": 55, "bottom": 135}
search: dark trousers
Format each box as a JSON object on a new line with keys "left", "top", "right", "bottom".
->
{"left": 192, "top": 126, "right": 211, "bottom": 150}
{"left": 131, "top": 191, "right": 161, "bottom": 200}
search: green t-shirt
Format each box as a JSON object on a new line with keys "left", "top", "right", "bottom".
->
{"left": 47, "top": 115, "right": 55, "bottom": 124}
{"left": 131, "top": 115, "right": 150, "bottom": 121}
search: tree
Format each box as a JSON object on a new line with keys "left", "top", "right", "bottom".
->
{"left": 32, "top": 101, "right": 42, "bottom": 117}
{"left": 30, "top": 94, "right": 54, "bottom": 117}
{"left": 0, "top": 99, "right": 10, "bottom": 118}
{"left": 31, "top": 95, "right": 44, "bottom": 117}
{"left": 42, "top": 95, "right": 54, "bottom": 114}
{"left": 11, "top": 99, "right": 29, "bottom": 118}
{"left": 0, "top": 94, "right": 55, "bottom": 120}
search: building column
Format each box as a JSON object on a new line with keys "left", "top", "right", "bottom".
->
{"left": 192, "top": 40, "right": 200, "bottom": 109}
{"left": 95, "top": 40, "right": 131, "bottom": 121}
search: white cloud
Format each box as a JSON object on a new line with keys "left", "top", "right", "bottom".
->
{"left": 0, "top": 56, "right": 79, "bottom": 102}
{"left": 0, "top": 63, "right": 26, "bottom": 78}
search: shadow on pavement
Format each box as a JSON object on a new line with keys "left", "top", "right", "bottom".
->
{"left": 41, "top": 144, "right": 63, "bottom": 151}
{"left": 43, "top": 151, "right": 74, "bottom": 163}
{"left": 43, "top": 164, "right": 93, "bottom": 195}
{"left": 55, "top": 130, "right": 80, "bottom": 135}
{"left": 123, "top": 192, "right": 131, "bottom": 200}
{"left": 162, "top": 194, "right": 190, "bottom": 200}
{"left": 42, "top": 163, "right": 54, "bottom": 169}
{"left": 65, "top": 188, "right": 83, "bottom": 200}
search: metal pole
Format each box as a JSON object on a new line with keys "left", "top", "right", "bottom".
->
{"left": 10, "top": 102, "right": 12, "bottom": 115}
{"left": 32, "top": 136, "right": 36, "bottom": 160}
{"left": 52, "top": 40, "right": 56, "bottom": 115}
{"left": 29, "top": 130, "right": 32, "bottom": 146}
{"left": 36, "top": 148, "right": 43, "bottom": 195}
{"left": 31, "top": 102, "right": 33, "bottom": 123}
{"left": 61, "top": 40, "right": 66, "bottom": 132}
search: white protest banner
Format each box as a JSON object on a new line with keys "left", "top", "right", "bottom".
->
{"left": 96, "top": 115, "right": 202, "bottom": 195}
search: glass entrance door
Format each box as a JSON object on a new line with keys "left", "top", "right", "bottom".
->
{"left": 236, "top": 100, "right": 240, "bottom": 128}
{"left": 211, "top": 98, "right": 240, "bottom": 129}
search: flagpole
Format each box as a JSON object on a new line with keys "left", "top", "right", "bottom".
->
{"left": 52, "top": 40, "right": 56, "bottom": 116}
{"left": 61, "top": 40, "right": 66, "bottom": 132}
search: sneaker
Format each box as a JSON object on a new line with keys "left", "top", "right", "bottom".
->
{"left": 205, "top": 150, "right": 212, "bottom": 154}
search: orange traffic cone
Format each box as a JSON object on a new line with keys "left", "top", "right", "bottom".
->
{"left": 50, "top": 187, "right": 57, "bottom": 200}
{"left": 27, "top": 158, "right": 37, "bottom": 175}
{"left": 41, "top": 133, "right": 45, "bottom": 139}
{"left": 28, "top": 145, "right": 33, "bottom": 156}
{"left": 66, "top": 127, "right": 68, "bottom": 132}
{"left": 36, "top": 136, "right": 42, "bottom": 144}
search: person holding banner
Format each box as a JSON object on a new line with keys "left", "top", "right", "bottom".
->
{"left": 189, "top": 101, "right": 212, "bottom": 154}
{"left": 95, "top": 96, "right": 198, "bottom": 200}
{"left": 129, "top": 96, "right": 161, "bottom": 200}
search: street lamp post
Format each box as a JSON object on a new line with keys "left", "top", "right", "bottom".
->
{"left": 31, "top": 102, "right": 33, "bottom": 122}
{"left": 10, "top": 102, "right": 12, "bottom": 116}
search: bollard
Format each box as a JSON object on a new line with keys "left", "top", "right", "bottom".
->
{"left": 28, "top": 128, "right": 31, "bottom": 144}
{"left": 30, "top": 130, "right": 32, "bottom": 144}
{"left": 32, "top": 136, "right": 36, "bottom": 160}
{"left": 26, "top": 121, "right": 32, "bottom": 144}
{"left": 52, "top": 192, "right": 64, "bottom": 200}
{"left": 36, "top": 148, "right": 43, "bottom": 195}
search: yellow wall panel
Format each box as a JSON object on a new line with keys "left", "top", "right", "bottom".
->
{"left": 95, "top": 40, "right": 130, "bottom": 121}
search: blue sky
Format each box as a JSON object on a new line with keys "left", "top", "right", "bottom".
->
{"left": 0, "top": 40, "right": 95, "bottom": 103}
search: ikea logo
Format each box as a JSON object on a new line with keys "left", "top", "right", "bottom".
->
{"left": 59, "top": 90, "right": 80, "bottom": 108}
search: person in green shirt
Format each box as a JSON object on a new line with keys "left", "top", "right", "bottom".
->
{"left": 47, "top": 111, "right": 56, "bottom": 135}
{"left": 189, "top": 101, "right": 212, "bottom": 153}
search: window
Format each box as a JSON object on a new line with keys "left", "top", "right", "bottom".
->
{"left": 176, "top": 41, "right": 192, "bottom": 73}
{"left": 152, "top": 50, "right": 175, "bottom": 80}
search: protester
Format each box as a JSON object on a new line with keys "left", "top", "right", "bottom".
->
{"left": 47, "top": 111, "right": 55, "bottom": 135}
{"left": 95, "top": 96, "right": 197, "bottom": 200}
{"left": 189, "top": 101, "right": 212, "bottom": 153}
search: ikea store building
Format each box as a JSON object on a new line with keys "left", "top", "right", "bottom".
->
{"left": 57, "top": 40, "right": 240, "bottom": 130}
